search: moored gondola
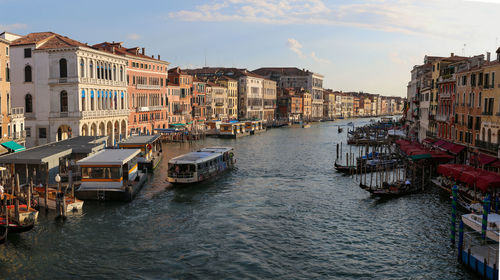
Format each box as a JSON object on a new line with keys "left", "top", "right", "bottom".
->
{"left": 0, "top": 217, "right": 35, "bottom": 234}
{"left": 0, "top": 226, "right": 6, "bottom": 244}
{"left": 359, "top": 181, "right": 419, "bottom": 198}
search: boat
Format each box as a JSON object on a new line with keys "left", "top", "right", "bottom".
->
{"left": 360, "top": 181, "right": 419, "bottom": 198}
{"left": 347, "top": 122, "right": 354, "bottom": 126}
{"left": 0, "top": 225, "right": 6, "bottom": 244}
{"left": 118, "top": 135, "right": 162, "bottom": 172}
{"left": 245, "top": 121, "right": 266, "bottom": 134}
{"left": 462, "top": 213, "right": 500, "bottom": 242}
{"left": 459, "top": 212, "right": 499, "bottom": 279}
{"left": 33, "top": 187, "right": 84, "bottom": 212}
{"left": 0, "top": 217, "right": 35, "bottom": 233}
{"left": 302, "top": 123, "right": 311, "bottom": 128}
{"left": 75, "top": 149, "right": 147, "bottom": 201}
{"left": 334, "top": 161, "right": 355, "bottom": 174}
{"left": 218, "top": 122, "right": 250, "bottom": 138}
{"left": 167, "top": 147, "right": 235, "bottom": 184}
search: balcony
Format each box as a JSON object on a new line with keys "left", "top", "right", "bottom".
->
{"left": 81, "top": 109, "right": 129, "bottom": 119}
{"left": 11, "top": 130, "right": 26, "bottom": 140}
{"left": 435, "top": 115, "right": 449, "bottom": 122}
{"left": 136, "top": 84, "right": 161, "bottom": 90}
{"left": 137, "top": 106, "right": 164, "bottom": 112}
{"left": 9, "top": 107, "right": 24, "bottom": 118}
{"left": 78, "top": 77, "right": 127, "bottom": 87}
{"left": 475, "top": 139, "right": 500, "bottom": 153}
{"left": 482, "top": 112, "right": 493, "bottom": 116}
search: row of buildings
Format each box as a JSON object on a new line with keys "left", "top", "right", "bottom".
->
{"left": 407, "top": 47, "right": 500, "bottom": 159}
{"left": 0, "top": 30, "right": 404, "bottom": 149}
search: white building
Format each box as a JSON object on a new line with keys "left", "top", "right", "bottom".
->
{"left": 10, "top": 32, "right": 129, "bottom": 147}
{"left": 238, "top": 71, "right": 264, "bottom": 120}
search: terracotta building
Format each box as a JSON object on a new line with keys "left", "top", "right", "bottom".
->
{"left": 168, "top": 67, "right": 193, "bottom": 125}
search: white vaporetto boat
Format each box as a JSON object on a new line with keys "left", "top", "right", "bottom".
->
{"left": 167, "top": 147, "right": 235, "bottom": 184}
{"left": 462, "top": 213, "right": 500, "bottom": 242}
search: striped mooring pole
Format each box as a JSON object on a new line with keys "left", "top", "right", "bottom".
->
{"left": 457, "top": 220, "right": 464, "bottom": 262}
{"left": 496, "top": 196, "right": 499, "bottom": 214}
{"left": 451, "top": 185, "right": 458, "bottom": 244}
{"left": 481, "top": 196, "right": 490, "bottom": 242}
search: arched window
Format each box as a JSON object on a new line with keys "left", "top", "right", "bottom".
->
{"left": 60, "top": 91, "right": 68, "bottom": 112}
{"left": 80, "top": 59, "right": 85, "bottom": 77}
{"left": 59, "top": 58, "right": 67, "bottom": 78}
{"left": 90, "top": 90, "right": 95, "bottom": 111}
{"left": 120, "top": 66, "right": 123, "bottom": 81}
{"left": 81, "top": 90, "right": 86, "bottom": 111}
{"left": 90, "top": 61, "right": 94, "bottom": 78}
{"left": 488, "top": 128, "right": 492, "bottom": 143}
{"left": 24, "top": 65, "right": 32, "bottom": 82}
{"left": 25, "top": 94, "right": 32, "bottom": 113}
{"left": 478, "top": 92, "right": 482, "bottom": 108}
{"left": 113, "top": 66, "right": 116, "bottom": 81}
{"left": 114, "top": 91, "right": 117, "bottom": 110}
{"left": 96, "top": 63, "right": 100, "bottom": 79}
{"left": 104, "top": 64, "right": 108, "bottom": 80}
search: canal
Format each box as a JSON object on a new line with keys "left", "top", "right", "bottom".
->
{"left": 0, "top": 118, "right": 475, "bottom": 279}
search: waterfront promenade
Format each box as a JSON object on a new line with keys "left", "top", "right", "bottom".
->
{"left": 0, "top": 118, "right": 474, "bottom": 279}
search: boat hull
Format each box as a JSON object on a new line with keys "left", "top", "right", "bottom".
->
{"left": 75, "top": 174, "right": 147, "bottom": 202}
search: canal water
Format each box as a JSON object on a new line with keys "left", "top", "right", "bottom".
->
{"left": 0, "top": 118, "right": 475, "bottom": 279}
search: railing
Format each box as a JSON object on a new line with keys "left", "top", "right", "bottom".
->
{"left": 495, "top": 112, "right": 500, "bottom": 116}
{"left": 264, "top": 105, "right": 275, "bottom": 109}
{"left": 137, "top": 106, "right": 164, "bottom": 112}
{"left": 475, "top": 139, "right": 499, "bottom": 152}
{"left": 482, "top": 112, "right": 493, "bottom": 116}
{"left": 12, "top": 130, "right": 26, "bottom": 140}
{"left": 9, "top": 107, "right": 24, "bottom": 116}
{"left": 136, "top": 84, "right": 161, "bottom": 90}
{"left": 78, "top": 77, "right": 127, "bottom": 87}
{"left": 81, "top": 109, "right": 129, "bottom": 119}
{"left": 435, "top": 115, "right": 449, "bottom": 122}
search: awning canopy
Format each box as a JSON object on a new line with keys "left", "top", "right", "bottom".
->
{"left": 471, "top": 153, "right": 498, "bottom": 166}
{"left": 433, "top": 140, "right": 446, "bottom": 147}
{"left": 447, "top": 143, "right": 466, "bottom": 155}
{"left": 1, "top": 141, "right": 26, "bottom": 152}
{"left": 422, "top": 138, "right": 436, "bottom": 144}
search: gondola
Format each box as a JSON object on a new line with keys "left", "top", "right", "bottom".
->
{"left": 0, "top": 217, "right": 35, "bottom": 233}
{"left": 359, "top": 182, "right": 419, "bottom": 198}
{"left": 334, "top": 161, "right": 355, "bottom": 173}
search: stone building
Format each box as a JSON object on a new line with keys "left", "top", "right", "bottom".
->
{"left": 10, "top": 32, "right": 129, "bottom": 147}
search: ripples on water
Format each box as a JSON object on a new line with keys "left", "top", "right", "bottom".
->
{"left": 0, "top": 118, "right": 476, "bottom": 279}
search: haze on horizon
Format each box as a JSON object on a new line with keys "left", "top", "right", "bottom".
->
{"left": 1, "top": 0, "right": 499, "bottom": 97}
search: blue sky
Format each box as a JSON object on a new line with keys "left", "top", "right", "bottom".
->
{"left": 1, "top": 0, "right": 500, "bottom": 97}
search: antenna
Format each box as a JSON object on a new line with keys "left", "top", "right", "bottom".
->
{"left": 462, "top": 43, "right": 466, "bottom": 56}
{"left": 204, "top": 49, "right": 207, "bottom": 67}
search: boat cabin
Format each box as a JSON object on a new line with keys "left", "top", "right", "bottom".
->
{"left": 245, "top": 120, "right": 265, "bottom": 134}
{"left": 118, "top": 135, "right": 161, "bottom": 171}
{"left": 77, "top": 149, "right": 141, "bottom": 189}
{"left": 167, "top": 147, "right": 234, "bottom": 184}
{"left": 219, "top": 122, "right": 249, "bottom": 138}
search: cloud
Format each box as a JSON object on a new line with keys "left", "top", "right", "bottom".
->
{"left": 310, "top": 52, "right": 330, "bottom": 64}
{"left": 127, "top": 33, "right": 141, "bottom": 40}
{"left": 168, "top": 0, "right": 500, "bottom": 39}
{"left": 287, "top": 38, "right": 304, "bottom": 58}
{"left": 0, "top": 23, "right": 27, "bottom": 31}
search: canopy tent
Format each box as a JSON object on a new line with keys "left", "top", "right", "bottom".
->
{"left": 422, "top": 138, "right": 436, "bottom": 144}
{"left": 437, "top": 164, "right": 500, "bottom": 191}
{"left": 476, "top": 171, "right": 500, "bottom": 191}
{"left": 446, "top": 143, "right": 466, "bottom": 155}
{"left": 433, "top": 140, "right": 447, "bottom": 147}
{"left": 1, "top": 141, "right": 26, "bottom": 152}
{"left": 471, "top": 153, "right": 498, "bottom": 166}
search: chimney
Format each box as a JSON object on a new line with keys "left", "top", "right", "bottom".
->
{"left": 451, "top": 52, "right": 454, "bottom": 57}
{"left": 158, "top": 55, "right": 160, "bottom": 60}
{"left": 487, "top": 52, "right": 491, "bottom": 62}
{"left": 142, "top": 47, "right": 145, "bottom": 55}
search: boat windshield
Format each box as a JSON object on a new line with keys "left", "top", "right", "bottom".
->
{"left": 82, "top": 167, "right": 122, "bottom": 180}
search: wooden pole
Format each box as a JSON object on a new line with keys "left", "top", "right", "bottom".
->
{"left": 422, "top": 164, "right": 425, "bottom": 191}
{"left": 45, "top": 164, "right": 49, "bottom": 211}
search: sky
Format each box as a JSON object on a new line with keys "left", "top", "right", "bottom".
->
{"left": 1, "top": 0, "right": 500, "bottom": 97}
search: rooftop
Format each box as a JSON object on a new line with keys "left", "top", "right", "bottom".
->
{"left": 119, "top": 135, "right": 160, "bottom": 145}
{"left": 11, "top": 32, "right": 88, "bottom": 50}
{"left": 77, "top": 149, "right": 140, "bottom": 166}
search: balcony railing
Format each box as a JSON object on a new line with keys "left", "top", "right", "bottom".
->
{"left": 482, "top": 112, "right": 493, "bottom": 116}
{"left": 136, "top": 84, "right": 161, "bottom": 90}
{"left": 11, "top": 130, "right": 26, "bottom": 140}
{"left": 9, "top": 107, "right": 24, "bottom": 116}
{"left": 495, "top": 112, "right": 500, "bottom": 116}
{"left": 137, "top": 106, "right": 164, "bottom": 112}
{"left": 475, "top": 139, "right": 499, "bottom": 153}
{"left": 435, "top": 115, "right": 449, "bottom": 122}
{"left": 81, "top": 109, "right": 129, "bottom": 119}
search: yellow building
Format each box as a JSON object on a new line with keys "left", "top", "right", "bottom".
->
{"left": 478, "top": 49, "right": 500, "bottom": 154}
{"left": 215, "top": 76, "right": 238, "bottom": 120}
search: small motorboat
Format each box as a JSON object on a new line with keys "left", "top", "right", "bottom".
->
{"left": 34, "top": 187, "right": 83, "bottom": 212}
{"left": 0, "top": 217, "right": 34, "bottom": 234}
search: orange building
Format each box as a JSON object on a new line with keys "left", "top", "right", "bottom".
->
{"left": 168, "top": 67, "right": 193, "bottom": 126}
{"left": 93, "top": 42, "right": 170, "bottom": 135}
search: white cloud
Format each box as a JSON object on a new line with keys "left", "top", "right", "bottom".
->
{"left": 127, "top": 33, "right": 141, "bottom": 40}
{"left": 0, "top": 23, "right": 27, "bottom": 31}
{"left": 168, "top": 0, "right": 500, "bottom": 39}
{"left": 310, "top": 51, "right": 330, "bottom": 64}
{"left": 287, "top": 38, "right": 304, "bottom": 58}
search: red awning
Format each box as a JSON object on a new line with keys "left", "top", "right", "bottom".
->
{"left": 476, "top": 171, "right": 500, "bottom": 191}
{"left": 475, "top": 153, "right": 498, "bottom": 165}
{"left": 490, "top": 160, "right": 500, "bottom": 168}
{"left": 440, "top": 142, "right": 454, "bottom": 151}
{"left": 459, "top": 169, "right": 482, "bottom": 186}
{"left": 433, "top": 140, "right": 446, "bottom": 147}
{"left": 422, "top": 138, "right": 436, "bottom": 144}
{"left": 447, "top": 143, "right": 466, "bottom": 155}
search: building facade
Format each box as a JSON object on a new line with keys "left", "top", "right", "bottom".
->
{"left": 10, "top": 32, "right": 129, "bottom": 147}
{"left": 168, "top": 67, "right": 193, "bottom": 125}
{"left": 262, "top": 79, "right": 277, "bottom": 122}
{"left": 93, "top": 42, "right": 170, "bottom": 135}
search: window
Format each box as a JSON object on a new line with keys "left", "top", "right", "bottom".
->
{"left": 25, "top": 94, "right": 32, "bottom": 113}
{"left": 60, "top": 91, "right": 68, "bottom": 112}
{"left": 24, "top": 65, "right": 32, "bottom": 82}
{"left": 26, "top": 127, "right": 31, "bottom": 138}
{"left": 6, "top": 63, "right": 9, "bottom": 82}
{"left": 24, "top": 48, "right": 31, "bottom": 58}
{"left": 82, "top": 90, "right": 86, "bottom": 111}
{"left": 90, "top": 61, "right": 94, "bottom": 78}
{"left": 80, "top": 59, "right": 85, "bottom": 77}
{"left": 492, "top": 72, "right": 496, "bottom": 88}
{"left": 113, "top": 66, "right": 116, "bottom": 81}
{"left": 59, "top": 58, "right": 67, "bottom": 78}
{"left": 120, "top": 66, "right": 123, "bottom": 81}
{"left": 478, "top": 92, "right": 482, "bottom": 107}
{"left": 5, "top": 47, "right": 8, "bottom": 56}
{"left": 39, "top": 128, "right": 47, "bottom": 139}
